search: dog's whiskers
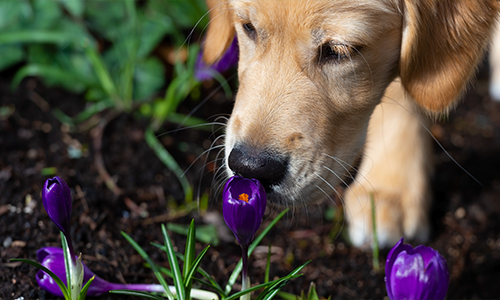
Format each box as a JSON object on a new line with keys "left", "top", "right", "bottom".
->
{"left": 314, "top": 184, "right": 345, "bottom": 240}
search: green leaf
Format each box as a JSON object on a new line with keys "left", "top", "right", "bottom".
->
{"left": 225, "top": 208, "right": 290, "bottom": 294}
{"left": 150, "top": 246, "right": 226, "bottom": 298}
{"left": 307, "top": 282, "right": 319, "bottom": 300}
{"left": 110, "top": 290, "right": 165, "bottom": 300}
{"left": 73, "top": 99, "right": 115, "bottom": 123}
{"left": 0, "top": 30, "right": 79, "bottom": 46}
{"left": 191, "top": 277, "right": 227, "bottom": 298}
{"left": 165, "top": 113, "right": 212, "bottom": 132}
{"left": 148, "top": 0, "right": 207, "bottom": 31}
{"left": 184, "top": 246, "right": 210, "bottom": 289}
{"left": 78, "top": 275, "right": 95, "bottom": 300}
{"left": 0, "top": 0, "right": 32, "bottom": 31}
{"left": 167, "top": 223, "right": 219, "bottom": 246}
{"left": 183, "top": 220, "right": 196, "bottom": 286}
{"left": 265, "top": 244, "right": 271, "bottom": 283}
{"left": 136, "top": 7, "right": 175, "bottom": 59}
{"left": 121, "top": 231, "right": 176, "bottom": 300}
{"left": 162, "top": 224, "right": 186, "bottom": 300}
{"left": 145, "top": 127, "right": 192, "bottom": 202}
{"left": 61, "top": 233, "right": 74, "bottom": 300}
{"left": 370, "top": 193, "right": 380, "bottom": 272}
{"left": 11, "top": 64, "right": 89, "bottom": 93}
{"left": 275, "top": 291, "right": 298, "bottom": 300}
{"left": 84, "top": 46, "right": 121, "bottom": 107}
{"left": 85, "top": 1, "right": 129, "bottom": 42}
{"left": 225, "top": 276, "right": 301, "bottom": 300}
{"left": 258, "top": 262, "right": 310, "bottom": 300}
{"left": 57, "top": 0, "right": 85, "bottom": 18}
{"left": 183, "top": 220, "right": 196, "bottom": 298}
{"left": 10, "top": 258, "right": 70, "bottom": 300}
{"left": 133, "top": 57, "right": 165, "bottom": 101}
{"left": 27, "top": 0, "right": 62, "bottom": 30}
{"left": 41, "top": 167, "right": 58, "bottom": 176}
{"left": 0, "top": 45, "right": 24, "bottom": 71}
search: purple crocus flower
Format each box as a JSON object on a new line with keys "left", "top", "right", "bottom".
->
{"left": 385, "top": 238, "right": 449, "bottom": 300}
{"left": 195, "top": 36, "right": 239, "bottom": 81}
{"left": 42, "top": 177, "right": 72, "bottom": 237}
{"left": 42, "top": 176, "right": 75, "bottom": 259}
{"left": 222, "top": 176, "right": 267, "bottom": 247}
{"left": 36, "top": 247, "right": 166, "bottom": 297}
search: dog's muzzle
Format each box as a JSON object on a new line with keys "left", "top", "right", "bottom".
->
{"left": 228, "top": 144, "right": 289, "bottom": 190}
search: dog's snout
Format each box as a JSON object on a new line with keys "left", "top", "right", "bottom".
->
{"left": 228, "top": 145, "right": 289, "bottom": 187}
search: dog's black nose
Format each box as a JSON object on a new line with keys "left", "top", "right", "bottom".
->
{"left": 228, "top": 145, "right": 289, "bottom": 187}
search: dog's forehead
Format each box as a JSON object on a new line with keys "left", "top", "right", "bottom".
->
{"left": 229, "top": 1, "right": 396, "bottom": 22}
{"left": 230, "top": 0, "right": 399, "bottom": 43}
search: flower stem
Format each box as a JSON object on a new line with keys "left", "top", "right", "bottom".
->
{"left": 240, "top": 245, "right": 250, "bottom": 300}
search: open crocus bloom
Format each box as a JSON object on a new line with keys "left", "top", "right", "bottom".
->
{"left": 385, "top": 238, "right": 449, "bottom": 300}
{"left": 36, "top": 247, "right": 166, "bottom": 297}
{"left": 222, "top": 176, "right": 267, "bottom": 247}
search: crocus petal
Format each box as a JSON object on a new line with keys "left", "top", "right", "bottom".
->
{"left": 386, "top": 239, "right": 449, "bottom": 300}
{"left": 390, "top": 251, "right": 425, "bottom": 300}
{"left": 195, "top": 36, "right": 239, "bottom": 81}
{"left": 37, "top": 247, "right": 64, "bottom": 262}
{"left": 42, "top": 177, "right": 73, "bottom": 239}
{"left": 37, "top": 247, "right": 112, "bottom": 296}
{"left": 36, "top": 247, "right": 199, "bottom": 298}
{"left": 222, "top": 176, "right": 267, "bottom": 247}
{"left": 413, "top": 245, "right": 437, "bottom": 266}
{"left": 420, "top": 255, "right": 449, "bottom": 300}
{"left": 223, "top": 198, "right": 259, "bottom": 246}
{"left": 385, "top": 238, "right": 413, "bottom": 300}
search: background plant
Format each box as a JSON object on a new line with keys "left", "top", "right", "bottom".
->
{"left": 0, "top": 0, "right": 215, "bottom": 204}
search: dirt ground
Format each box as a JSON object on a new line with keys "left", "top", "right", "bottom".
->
{"left": 1, "top": 61, "right": 500, "bottom": 300}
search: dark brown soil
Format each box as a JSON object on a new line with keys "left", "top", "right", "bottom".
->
{"left": 1, "top": 63, "right": 500, "bottom": 300}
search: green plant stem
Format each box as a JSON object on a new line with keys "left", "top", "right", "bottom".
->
{"left": 241, "top": 245, "right": 250, "bottom": 300}
{"left": 370, "top": 193, "right": 380, "bottom": 272}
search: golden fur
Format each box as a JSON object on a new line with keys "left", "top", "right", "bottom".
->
{"left": 204, "top": 0, "right": 499, "bottom": 247}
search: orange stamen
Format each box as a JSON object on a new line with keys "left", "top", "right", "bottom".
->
{"left": 238, "top": 193, "right": 249, "bottom": 203}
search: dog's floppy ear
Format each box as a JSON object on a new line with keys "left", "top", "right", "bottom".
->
{"left": 400, "top": 0, "right": 499, "bottom": 113}
{"left": 203, "top": 0, "right": 236, "bottom": 65}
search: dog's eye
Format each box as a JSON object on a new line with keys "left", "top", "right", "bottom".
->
{"left": 242, "top": 22, "right": 257, "bottom": 40}
{"left": 318, "top": 43, "right": 352, "bottom": 63}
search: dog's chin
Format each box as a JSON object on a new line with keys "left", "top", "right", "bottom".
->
{"left": 258, "top": 175, "right": 340, "bottom": 208}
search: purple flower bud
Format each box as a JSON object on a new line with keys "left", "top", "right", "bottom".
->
{"left": 222, "top": 176, "right": 267, "bottom": 247}
{"left": 42, "top": 177, "right": 72, "bottom": 240}
{"left": 385, "top": 238, "right": 449, "bottom": 300}
{"left": 195, "top": 36, "right": 239, "bottom": 81}
{"left": 36, "top": 247, "right": 166, "bottom": 297}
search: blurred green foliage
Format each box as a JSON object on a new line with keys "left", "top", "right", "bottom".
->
{"left": 0, "top": 0, "right": 212, "bottom": 202}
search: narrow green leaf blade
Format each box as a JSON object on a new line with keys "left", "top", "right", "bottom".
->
{"left": 61, "top": 233, "right": 74, "bottom": 300}
{"left": 0, "top": 30, "right": 77, "bottom": 45}
{"left": 225, "top": 208, "right": 290, "bottom": 294}
{"left": 162, "top": 224, "right": 186, "bottom": 300}
{"left": 121, "top": 231, "right": 176, "bottom": 300}
{"left": 145, "top": 127, "right": 192, "bottom": 202}
{"left": 11, "top": 258, "right": 70, "bottom": 300}
{"left": 110, "top": 290, "right": 165, "bottom": 300}
{"left": 265, "top": 244, "right": 271, "bottom": 283}
{"left": 183, "top": 220, "right": 196, "bottom": 279}
{"left": 78, "top": 275, "right": 95, "bottom": 300}
{"left": 184, "top": 246, "right": 210, "bottom": 288}
{"left": 84, "top": 46, "right": 120, "bottom": 106}
{"left": 151, "top": 243, "right": 225, "bottom": 297}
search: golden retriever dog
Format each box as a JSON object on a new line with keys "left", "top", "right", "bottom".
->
{"left": 202, "top": 0, "right": 499, "bottom": 248}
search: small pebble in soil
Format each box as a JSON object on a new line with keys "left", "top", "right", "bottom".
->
{"left": 3, "top": 236, "right": 13, "bottom": 248}
{"left": 454, "top": 207, "right": 466, "bottom": 219}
